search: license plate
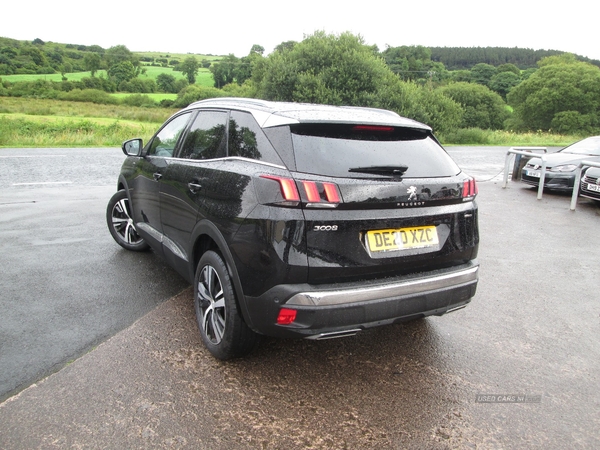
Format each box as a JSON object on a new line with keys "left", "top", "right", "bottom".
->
{"left": 366, "top": 226, "right": 439, "bottom": 252}
{"left": 526, "top": 170, "right": 541, "bottom": 178}
{"left": 586, "top": 183, "right": 600, "bottom": 192}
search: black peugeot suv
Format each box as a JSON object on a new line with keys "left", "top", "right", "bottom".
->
{"left": 107, "top": 98, "right": 479, "bottom": 359}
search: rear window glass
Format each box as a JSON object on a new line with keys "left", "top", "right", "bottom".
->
{"left": 290, "top": 124, "right": 460, "bottom": 178}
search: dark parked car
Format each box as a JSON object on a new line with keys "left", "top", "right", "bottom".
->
{"left": 580, "top": 166, "right": 600, "bottom": 201}
{"left": 521, "top": 136, "right": 600, "bottom": 191}
{"left": 106, "top": 98, "right": 480, "bottom": 359}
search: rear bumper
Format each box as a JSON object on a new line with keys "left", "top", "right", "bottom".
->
{"left": 243, "top": 261, "right": 479, "bottom": 338}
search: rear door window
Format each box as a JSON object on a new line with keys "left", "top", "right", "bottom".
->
{"left": 290, "top": 124, "right": 460, "bottom": 178}
{"left": 178, "top": 111, "right": 228, "bottom": 160}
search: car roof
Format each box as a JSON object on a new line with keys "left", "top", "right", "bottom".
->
{"left": 187, "top": 97, "right": 431, "bottom": 131}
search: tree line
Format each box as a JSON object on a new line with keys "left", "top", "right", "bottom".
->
{"left": 429, "top": 46, "right": 600, "bottom": 70}
{"left": 2, "top": 33, "right": 600, "bottom": 136}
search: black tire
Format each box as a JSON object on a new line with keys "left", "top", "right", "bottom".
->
{"left": 194, "top": 250, "right": 259, "bottom": 360}
{"left": 106, "top": 190, "right": 149, "bottom": 252}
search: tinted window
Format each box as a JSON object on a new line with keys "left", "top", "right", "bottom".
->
{"left": 562, "top": 136, "right": 600, "bottom": 156}
{"left": 228, "top": 111, "right": 285, "bottom": 165}
{"left": 147, "top": 112, "right": 192, "bottom": 157}
{"left": 179, "top": 111, "right": 228, "bottom": 160}
{"left": 290, "top": 124, "right": 460, "bottom": 178}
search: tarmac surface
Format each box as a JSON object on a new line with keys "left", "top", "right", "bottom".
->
{"left": 1, "top": 147, "right": 600, "bottom": 448}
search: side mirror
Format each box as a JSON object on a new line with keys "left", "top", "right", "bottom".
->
{"left": 122, "top": 138, "right": 143, "bottom": 156}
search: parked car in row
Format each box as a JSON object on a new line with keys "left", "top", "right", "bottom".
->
{"left": 580, "top": 166, "right": 600, "bottom": 201}
{"left": 521, "top": 136, "right": 600, "bottom": 191}
{"left": 106, "top": 98, "right": 480, "bottom": 359}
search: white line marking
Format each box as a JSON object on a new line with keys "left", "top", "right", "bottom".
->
{"left": 0, "top": 155, "right": 67, "bottom": 158}
{"left": 12, "top": 182, "right": 73, "bottom": 186}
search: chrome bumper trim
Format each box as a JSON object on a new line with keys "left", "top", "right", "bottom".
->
{"left": 286, "top": 265, "right": 478, "bottom": 307}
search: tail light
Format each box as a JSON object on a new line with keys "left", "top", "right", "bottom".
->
{"left": 260, "top": 175, "right": 341, "bottom": 208}
{"left": 277, "top": 308, "right": 297, "bottom": 325}
{"left": 462, "top": 178, "right": 478, "bottom": 200}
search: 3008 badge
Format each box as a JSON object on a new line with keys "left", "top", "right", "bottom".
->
{"left": 313, "top": 225, "right": 338, "bottom": 231}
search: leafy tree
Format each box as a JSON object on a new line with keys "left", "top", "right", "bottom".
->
{"left": 179, "top": 56, "right": 199, "bottom": 84}
{"left": 173, "top": 84, "right": 226, "bottom": 108}
{"left": 232, "top": 46, "right": 267, "bottom": 87}
{"left": 84, "top": 52, "right": 102, "bottom": 76}
{"left": 210, "top": 54, "right": 238, "bottom": 88}
{"left": 550, "top": 111, "right": 598, "bottom": 135}
{"left": 428, "top": 46, "right": 595, "bottom": 70}
{"left": 489, "top": 71, "right": 521, "bottom": 100}
{"left": 507, "top": 57, "right": 600, "bottom": 131}
{"left": 382, "top": 45, "right": 447, "bottom": 83}
{"left": 470, "top": 63, "right": 497, "bottom": 87}
{"left": 87, "top": 45, "right": 105, "bottom": 54}
{"left": 78, "top": 76, "right": 116, "bottom": 92}
{"left": 156, "top": 73, "right": 177, "bottom": 93}
{"left": 521, "top": 68, "right": 537, "bottom": 80}
{"left": 450, "top": 70, "right": 472, "bottom": 83}
{"left": 104, "top": 45, "right": 137, "bottom": 69}
{"left": 439, "top": 82, "right": 509, "bottom": 129}
{"left": 251, "top": 32, "right": 462, "bottom": 134}
{"left": 108, "top": 60, "right": 137, "bottom": 86}
{"left": 254, "top": 32, "right": 396, "bottom": 105}
{"left": 1, "top": 47, "right": 18, "bottom": 59}
{"left": 174, "top": 78, "right": 188, "bottom": 92}
{"left": 497, "top": 63, "right": 520, "bottom": 75}
{"left": 61, "top": 62, "right": 73, "bottom": 75}
{"left": 119, "top": 78, "right": 157, "bottom": 93}
{"left": 20, "top": 45, "right": 47, "bottom": 66}
{"left": 537, "top": 53, "right": 579, "bottom": 67}
{"left": 381, "top": 81, "right": 463, "bottom": 135}
{"left": 47, "top": 48, "right": 64, "bottom": 67}
{"left": 273, "top": 41, "right": 297, "bottom": 53}
{"left": 250, "top": 44, "right": 265, "bottom": 55}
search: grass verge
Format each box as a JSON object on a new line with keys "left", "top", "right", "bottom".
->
{"left": 0, "top": 97, "right": 176, "bottom": 123}
{"left": 439, "top": 128, "right": 582, "bottom": 147}
{"left": 0, "top": 115, "right": 161, "bottom": 147}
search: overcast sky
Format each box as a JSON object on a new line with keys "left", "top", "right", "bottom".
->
{"left": 4, "top": 0, "right": 599, "bottom": 61}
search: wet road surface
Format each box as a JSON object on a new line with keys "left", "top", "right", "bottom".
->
{"left": 1, "top": 147, "right": 599, "bottom": 448}
{"left": 0, "top": 148, "right": 189, "bottom": 401}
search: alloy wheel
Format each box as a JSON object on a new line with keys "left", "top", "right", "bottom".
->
{"left": 197, "top": 264, "right": 227, "bottom": 344}
{"left": 111, "top": 198, "right": 144, "bottom": 246}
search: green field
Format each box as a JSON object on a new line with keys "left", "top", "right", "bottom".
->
{"left": 0, "top": 96, "right": 581, "bottom": 148}
{"left": 135, "top": 51, "right": 222, "bottom": 62}
{"left": 137, "top": 66, "right": 214, "bottom": 87}
{"left": 110, "top": 93, "right": 177, "bottom": 102}
{"left": 1, "top": 66, "right": 215, "bottom": 87}
{"left": 1, "top": 71, "right": 108, "bottom": 82}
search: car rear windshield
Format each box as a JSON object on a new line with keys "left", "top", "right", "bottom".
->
{"left": 290, "top": 124, "right": 460, "bottom": 178}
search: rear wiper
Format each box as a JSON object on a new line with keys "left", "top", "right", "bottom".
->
{"left": 348, "top": 165, "right": 408, "bottom": 176}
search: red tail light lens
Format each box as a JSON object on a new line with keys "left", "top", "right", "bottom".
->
{"left": 462, "top": 178, "right": 478, "bottom": 199}
{"left": 260, "top": 175, "right": 342, "bottom": 207}
{"left": 260, "top": 175, "right": 300, "bottom": 202}
{"left": 323, "top": 182, "right": 341, "bottom": 203}
{"left": 277, "top": 308, "right": 297, "bottom": 325}
{"left": 301, "top": 181, "right": 321, "bottom": 202}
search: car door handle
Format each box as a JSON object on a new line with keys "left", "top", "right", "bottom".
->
{"left": 188, "top": 182, "right": 202, "bottom": 193}
{"left": 153, "top": 172, "right": 162, "bottom": 181}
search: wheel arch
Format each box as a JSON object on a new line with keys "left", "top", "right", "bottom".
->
{"left": 190, "top": 220, "right": 255, "bottom": 330}
{"left": 116, "top": 174, "right": 130, "bottom": 193}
